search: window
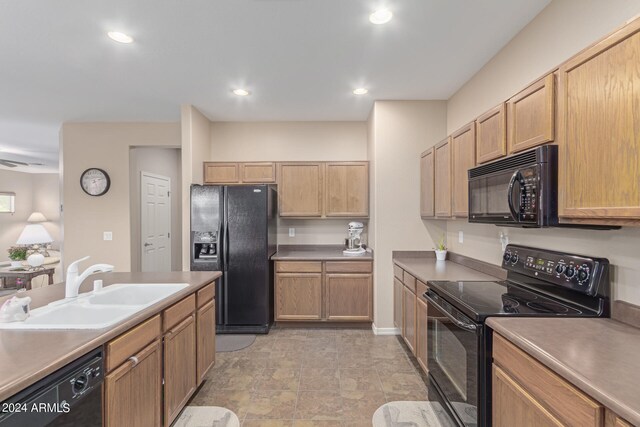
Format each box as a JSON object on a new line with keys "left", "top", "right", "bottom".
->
{"left": 0, "top": 192, "right": 15, "bottom": 213}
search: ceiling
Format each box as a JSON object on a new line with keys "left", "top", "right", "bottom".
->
{"left": 0, "top": 0, "right": 550, "bottom": 172}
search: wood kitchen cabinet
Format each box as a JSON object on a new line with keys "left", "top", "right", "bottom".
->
{"left": 324, "top": 162, "right": 369, "bottom": 217}
{"left": 393, "top": 278, "right": 403, "bottom": 329}
{"left": 275, "top": 273, "right": 323, "bottom": 320}
{"left": 164, "top": 315, "right": 197, "bottom": 426}
{"left": 493, "top": 333, "right": 603, "bottom": 427}
{"left": 508, "top": 74, "right": 555, "bottom": 154}
{"left": 557, "top": 19, "right": 640, "bottom": 225}
{"left": 420, "top": 148, "right": 435, "bottom": 218}
{"left": 196, "top": 300, "right": 215, "bottom": 384}
{"left": 476, "top": 103, "right": 507, "bottom": 164}
{"left": 275, "top": 260, "right": 372, "bottom": 322}
{"left": 204, "top": 162, "right": 276, "bottom": 184}
{"left": 451, "top": 122, "right": 476, "bottom": 217}
{"left": 325, "top": 273, "right": 372, "bottom": 321}
{"left": 434, "top": 138, "right": 452, "bottom": 218}
{"left": 278, "top": 162, "right": 324, "bottom": 217}
{"left": 402, "top": 285, "right": 416, "bottom": 354}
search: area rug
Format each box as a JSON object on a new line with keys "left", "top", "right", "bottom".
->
{"left": 173, "top": 406, "right": 240, "bottom": 427}
{"left": 373, "top": 401, "right": 476, "bottom": 427}
{"left": 215, "top": 334, "right": 256, "bottom": 352}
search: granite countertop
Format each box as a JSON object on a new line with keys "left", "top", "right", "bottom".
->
{"left": 393, "top": 254, "right": 503, "bottom": 284}
{"left": 272, "top": 245, "right": 373, "bottom": 261}
{"left": 0, "top": 271, "right": 220, "bottom": 401}
{"left": 487, "top": 317, "right": 640, "bottom": 425}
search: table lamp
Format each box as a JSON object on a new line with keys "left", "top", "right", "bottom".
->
{"left": 16, "top": 218, "right": 53, "bottom": 268}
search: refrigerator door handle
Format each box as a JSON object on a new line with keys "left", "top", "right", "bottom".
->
{"left": 223, "top": 221, "right": 229, "bottom": 270}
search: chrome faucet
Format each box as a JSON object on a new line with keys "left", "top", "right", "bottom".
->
{"left": 65, "top": 256, "right": 114, "bottom": 299}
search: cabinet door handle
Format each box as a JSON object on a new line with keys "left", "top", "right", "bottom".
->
{"left": 128, "top": 356, "right": 139, "bottom": 366}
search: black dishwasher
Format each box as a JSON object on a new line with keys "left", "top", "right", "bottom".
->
{"left": 0, "top": 347, "right": 103, "bottom": 427}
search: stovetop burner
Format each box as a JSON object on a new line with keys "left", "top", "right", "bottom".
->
{"left": 526, "top": 300, "right": 571, "bottom": 313}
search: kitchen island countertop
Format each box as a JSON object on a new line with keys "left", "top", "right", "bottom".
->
{"left": 0, "top": 271, "right": 220, "bottom": 401}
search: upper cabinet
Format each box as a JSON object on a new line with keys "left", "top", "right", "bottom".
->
{"left": 451, "top": 122, "right": 476, "bottom": 217}
{"left": 420, "top": 148, "right": 435, "bottom": 218}
{"left": 557, "top": 20, "right": 640, "bottom": 225}
{"left": 325, "top": 162, "right": 369, "bottom": 217}
{"left": 508, "top": 74, "right": 555, "bottom": 154}
{"left": 434, "top": 138, "right": 452, "bottom": 218}
{"left": 204, "top": 161, "right": 275, "bottom": 184}
{"left": 278, "top": 162, "right": 324, "bottom": 217}
{"left": 476, "top": 103, "right": 507, "bottom": 164}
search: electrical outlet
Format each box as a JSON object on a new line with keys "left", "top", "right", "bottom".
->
{"left": 288, "top": 228, "right": 295, "bottom": 237}
{"left": 458, "top": 231, "right": 464, "bottom": 244}
{"left": 103, "top": 231, "right": 113, "bottom": 241}
{"left": 499, "top": 231, "right": 509, "bottom": 251}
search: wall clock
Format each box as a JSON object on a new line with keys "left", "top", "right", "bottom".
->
{"left": 80, "top": 168, "right": 111, "bottom": 196}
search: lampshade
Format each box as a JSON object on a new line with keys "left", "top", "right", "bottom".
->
{"left": 27, "top": 212, "right": 47, "bottom": 222}
{"left": 16, "top": 224, "right": 53, "bottom": 245}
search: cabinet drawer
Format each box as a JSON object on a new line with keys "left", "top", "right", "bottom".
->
{"left": 325, "top": 261, "right": 372, "bottom": 273}
{"left": 106, "top": 315, "right": 161, "bottom": 372}
{"left": 197, "top": 283, "right": 215, "bottom": 308}
{"left": 276, "top": 261, "right": 322, "bottom": 273}
{"left": 393, "top": 264, "right": 404, "bottom": 280}
{"left": 416, "top": 280, "right": 428, "bottom": 298}
{"left": 493, "top": 333, "right": 603, "bottom": 427}
{"left": 163, "top": 294, "right": 196, "bottom": 332}
{"left": 403, "top": 271, "right": 417, "bottom": 293}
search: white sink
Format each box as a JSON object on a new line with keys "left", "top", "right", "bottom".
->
{"left": 0, "top": 304, "right": 139, "bottom": 330}
{"left": 84, "top": 283, "right": 189, "bottom": 306}
{"left": 0, "top": 283, "right": 190, "bottom": 330}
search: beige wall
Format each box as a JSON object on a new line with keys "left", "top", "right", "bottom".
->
{"left": 210, "top": 120, "right": 369, "bottom": 246}
{"left": 0, "top": 170, "right": 60, "bottom": 262}
{"left": 180, "top": 105, "right": 212, "bottom": 270}
{"left": 129, "top": 147, "right": 182, "bottom": 272}
{"left": 443, "top": 0, "right": 640, "bottom": 305}
{"left": 369, "top": 101, "right": 448, "bottom": 330}
{"left": 61, "top": 122, "right": 180, "bottom": 272}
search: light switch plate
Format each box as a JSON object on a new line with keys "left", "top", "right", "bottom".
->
{"left": 288, "top": 228, "right": 295, "bottom": 237}
{"left": 103, "top": 231, "right": 113, "bottom": 241}
{"left": 458, "top": 231, "right": 464, "bottom": 244}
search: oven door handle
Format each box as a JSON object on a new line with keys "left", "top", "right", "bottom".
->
{"left": 424, "top": 294, "right": 478, "bottom": 332}
{"left": 507, "top": 170, "right": 523, "bottom": 221}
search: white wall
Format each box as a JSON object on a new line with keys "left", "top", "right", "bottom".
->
{"left": 209, "top": 120, "right": 369, "bottom": 246}
{"left": 444, "top": 0, "right": 640, "bottom": 305}
{"left": 61, "top": 122, "right": 181, "bottom": 272}
{"left": 129, "top": 147, "right": 182, "bottom": 272}
{"left": 369, "top": 101, "right": 448, "bottom": 329}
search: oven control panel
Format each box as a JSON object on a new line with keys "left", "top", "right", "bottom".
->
{"left": 502, "top": 245, "right": 609, "bottom": 297}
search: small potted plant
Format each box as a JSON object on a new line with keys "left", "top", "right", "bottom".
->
{"left": 435, "top": 235, "right": 447, "bottom": 261}
{"left": 7, "top": 246, "right": 27, "bottom": 268}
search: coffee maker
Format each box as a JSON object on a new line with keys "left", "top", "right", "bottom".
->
{"left": 343, "top": 222, "right": 366, "bottom": 255}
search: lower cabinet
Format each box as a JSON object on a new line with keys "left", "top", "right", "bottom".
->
{"left": 164, "top": 315, "right": 197, "bottom": 426}
{"left": 104, "top": 339, "right": 163, "bottom": 427}
{"left": 325, "top": 273, "right": 372, "bottom": 321}
{"left": 275, "top": 261, "right": 373, "bottom": 322}
{"left": 416, "top": 295, "right": 428, "bottom": 372}
{"left": 197, "top": 300, "right": 216, "bottom": 383}
{"left": 393, "top": 278, "right": 403, "bottom": 329}
{"left": 104, "top": 283, "right": 216, "bottom": 427}
{"left": 402, "top": 285, "right": 416, "bottom": 353}
{"left": 276, "top": 273, "right": 323, "bottom": 320}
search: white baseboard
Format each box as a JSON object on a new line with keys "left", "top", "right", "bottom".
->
{"left": 371, "top": 323, "right": 400, "bottom": 335}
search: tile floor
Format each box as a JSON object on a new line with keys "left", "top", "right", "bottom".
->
{"left": 188, "top": 328, "right": 429, "bottom": 426}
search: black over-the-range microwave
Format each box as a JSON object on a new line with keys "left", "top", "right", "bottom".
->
{"left": 467, "top": 145, "right": 558, "bottom": 228}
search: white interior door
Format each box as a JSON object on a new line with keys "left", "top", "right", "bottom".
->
{"left": 141, "top": 172, "right": 171, "bottom": 272}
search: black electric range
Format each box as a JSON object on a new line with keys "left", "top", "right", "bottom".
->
{"left": 424, "top": 244, "right": 610, "bottom": 427}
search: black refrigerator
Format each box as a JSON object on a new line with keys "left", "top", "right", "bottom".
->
{"left": 190, "top": 184, "right": 277, "bottom": 334}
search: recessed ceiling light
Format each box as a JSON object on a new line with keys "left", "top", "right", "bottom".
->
{"left": 233, "top": 89, "right": 251, "bottom": 96}
{"left": 107, "top": 31, "right": 134, "bottom": 44}
{"left": 369, "top": 8, "right": 393, "bottom": 25}
{"left": 353, "top": 88, "right": 369, "bottom": 95}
